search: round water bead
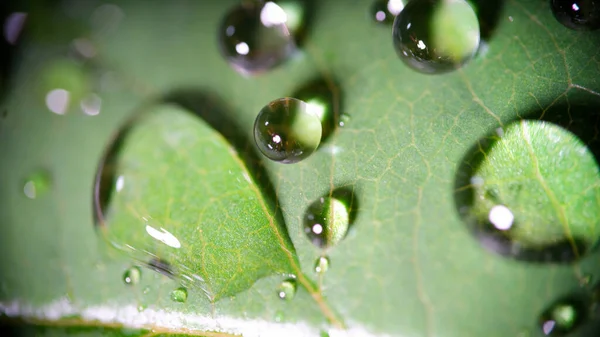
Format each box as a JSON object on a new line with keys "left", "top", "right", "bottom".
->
{"left": 217, "top": 1, "right": 297, "bottom": 75}
{"left": 392, "top": 0, "right": 480, "bottom": 74}
{"left": 254, "top": 97, "right": 322, "bottom": 164}
{"left": 276, "top": 278, "right": 297, "bottom": 301}
{"left": 551, "top": 0, "right": 600, "bottom": 31}
{"left": 454, "top": 120, "right": 600, "bottom": 262}
{"left": 304, "top": 196, "right": 351, "bottom": 249}
{"left": 170, "top": 287, "right": 188, "bottom": 303}
{"left": 123, "top": 266, "right": 141, "bottom": 285}
{"left": 314, "top": 256, "right": 330, "bottom": 273}
{"left": 539, "top": 298, "right": 587, "bottom": 336}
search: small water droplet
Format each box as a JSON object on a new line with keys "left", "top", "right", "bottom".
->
{"left": 40, "top": 60, "right": 90, "bottom": 114}
{"left": 314, "top": 256, "right": 330, "bottom": 274}
{"left": 339, "top": 113, "right": 350, "bottom": 127}
{"left": 539, "top": 298, "right": 586, "bottom": 336}
{"left": 142, "top": 286, "right": 150, "bottom": 294}
{"left": 23, "top": 170, "right": 51, "bottom": 199}
{"left": 123, "top": 266, "right": 141, "bottom": 285}
{"left": 218, "top": 1, "right": 296, "bottom": 75}
{"left": 276, "top": 278, "right": 297, "bottom": 301}
{"left": 392, "top": 0, "right": 480, "bottom": 74}
{"left": 274, "top": 309, "right": 284, "bottom": 322}
{"left": 80, "top": 93, "right": 102, "bottom": 116}
{"left": 304, "top": 188, "right": 357, "bottom": 249}
{"left": 551, "top": 0, "right": 600, "bottom": 31}
{"left": 137, "top": 304, "right": 146, "bottom": 312}
{"left": 254, "top": 97, "right": 322, "bottom": 163}
{"left": 170, "top": 287, "right": 188, "bottom": 303}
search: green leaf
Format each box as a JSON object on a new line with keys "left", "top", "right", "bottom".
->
{"left": 1, "top": 0, "right": 600, "bottom": 337}
{"left": 95, "top": 104, "right": 298, "bottom": 301}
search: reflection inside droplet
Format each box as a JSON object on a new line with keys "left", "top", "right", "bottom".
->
{"left": 3, "top": 12, "right": 27, "bottom": 45}
{"left": 45, "top": 89, "right": 70, "bottom": 115}
{"left": 115, "top": 175, "right": 125, "bottom": 192}
{"left": 542, "top": 320, "right": 556, "bottom": 335}
{"left": 145, "top": 223, "right": 182, "bottom": 249}
{"left": 80, "top": 93, "right": 102, "bottom": 116}
{"left": 375, "top": 11, "right": 386, "bottom": 22}
{"left": 23, "top": 181, "right": 36, "bottom": 199}
{"left": 489, "top": 205, "right": 514, "bottom": 231}
{"left": 236, "top": 42, "right": 250, "bottom": 55}
{"left": 260, "top": 2, "right": 288, "bottom": 27}
{"left": 387, "top": 0, "right": 405, "bottom": 15}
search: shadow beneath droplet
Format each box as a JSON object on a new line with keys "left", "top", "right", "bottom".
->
{"left": 290, "top": 76, "right": 343, "bottom": 144}
{"left": 453, "top": 95, "right": 600, "bottom": 263}
{"left": 469, "top": 0, "right": 505, "bottom": 41}
{"left": 163, "top": 88, "right": 292, "bottom": 243}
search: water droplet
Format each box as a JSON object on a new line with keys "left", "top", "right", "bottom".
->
{"left": 276, "top": 278, "right": 297, "bottom": 301}
{"left": 137, "top": 304, "right": 146, "bottom": 312}
{"left": 304, "top": 188, "right": 357, "bottom": 249}
{"left": 314, "top": 256, "right": 330, "bottom": 273}
{"left": 80, "top": 93, "right": 102, "bottom": 116}
{"left": 292, "top": 77, "right": 341, "bottom": 142}
{"left": 392, "top": 0, "right": 480, "bottom": 74}
{"left": 170, "top": 287, "right": 188, "bottom": 303}
{"left": 551, "top": 0, "right": 600, "bottom": 31}
{"left": 142, "top": 286, "right": 150, "bottom": 294}
{"left": 254, "top": 97, "right": 322, "bottom": 163}
{"left": 23, "top": 170, "right": 51, "bottom": 199}
{"left": 123, "top": 266, "right": 141, "bottom": 285}
{"left": 3, "top": 12, "right": 27, "bottom": 45}
{"left": 371, "top": 0, "right": 395, "bottom": 24}
{"left": 539, "top": 298, "right": 586, "bottom": 336}
{"left": 218, "top": 1, "right": 296, "bottom": 75}
{"left": 455, "top": 120, "right": 600, "bottom": 262}
{"left": 40, "top": 60, "right": 90, "bottom": 114}
{"left": 339, "top": 113, "right": 350, "bottom": 127}
{"left": 274, "top": 309, "right": 284, "bottom": 322}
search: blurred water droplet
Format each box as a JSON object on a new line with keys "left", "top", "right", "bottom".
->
{"left": 170, "top": 287, "right": 188, "bottom": 303}
{"left": 80, "top": 93, "right": 102, "bottom": 116}
{"left": 276, "top": 278, "right": 297, "bottom": 301}
{"left": 551, "top": 0, "right": 600, "bottom": 31}
{"left": 218, "top": 1, "right": 296, "bottom": 75}
{"left": 254, "top": 97, "right": 322, "bottom": 163}
{"left": 123, "top": 266, "right": 141, "bottom": 285}
{"left": 371, "top": 0, "right": 404, "bottom": 24}
{"left": 45, "top": 89, "right": 70, "bottom": 115}
{"left": 314, "top": 256, "right": 330, "bottom": 273}
{"left": 539, "top": 298, "right": 586, "bottom": 336}
{"left": 339, "top": 113, "right": 350, "bottom": 127}
{"left": 72, "top": 38, "right": 97, "bottom": 59}
{"left": 91, "top": 3, "right": 125, "bottom": 36}
{"left": 304, "top": 188, "right": 357, "bottom": 249}
{"left": 137, "top": 304, "right": 146, "bottom": 312}
{"left": 392, "top": 0, "right": 480, "bottom": 74}
{"left": 274, "top": 309, "right": 284, "bottom": 322}
{"left": 3, "top": 12, "right": 27, "bottom": 45}
{"left": 23, "top": 170, "right": 51, "bottom": 199}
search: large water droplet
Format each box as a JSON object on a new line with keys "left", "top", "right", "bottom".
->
{"left": 455, "top": 120, "right": 600, "bottom": 262}
{"left": 123, "top": 266, "right": 141, "bottom": 285}
{"left": 276, "top": 278, "right": 297, "bottom": 301}
{"left": 314, "top": 256, "right": 330, "bottom": 274}
{"left": 254, "top": 97, "right": 322, "bottom": 163}
{"left": 218, "top": 1, "right": 296, "bottom": 75}
{"left": 539, "top": 298, "right": 587, "bottom": 336}
{"left": 551, "top": 0, "right": 600, "bottom": 31}
{"left": 23, "top": 170, "right": 51, "bottom": 199}
{"left": 170, "top": 287, "right": 188, "bottom": 303}
{"left": 304, "top": 188, "right": 358, "bottom": 249}
{"left": 392, "top": 0, "right": 480, "bottom": 74}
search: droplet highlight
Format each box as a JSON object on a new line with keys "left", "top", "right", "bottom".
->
{"left": 539, "top": 298, "right": 586, "bottom": 336}
{"left": 371, "top": 0, "right": 395, "bottom": 24}
{"left": 170, "top": 287, "right": 188, "bottom": 303}
{"left": 123, "top": 266, "right": 141, "bottom": 285}
{"left": 304, "top": 188, "right": 357, "bottom": 249}
{"left": 455, "top": 120, "right": 600, "bottom": 262}
{"left": 23, "top": 170, "right": 51, "bottom": 199}
{"left": 218, "top": 1, "right": 296, "bottom": 75}
{"left": 392, "top": 0, "right": 480, "bottom": 74}
{"left": 254, "top": 97, "right": 322, "bottom": 163}
{"left": 276, "top": 278, "right": 297, "bottom": 301}
{"left": 551, "top": 0, "right": 600, "bottom": 31}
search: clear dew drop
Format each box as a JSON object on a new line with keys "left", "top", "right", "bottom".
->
{"left": 339, "top": 113, "right": 350, "bottom": 128}
{"left": 170, "top": 287, "right": 188, "bottom": 303}
{"left": 551, "top": 0, "right": 600, "bottom": 31}
{"left": 392, "top": 0, "right": 480, "bottom": 74}
{"left": 455, "top": 120, "right": 600, "bottom": 263}
{"left": 22, "top": 170, "right": 51, "bottom": 199}
{"left": 123, "top": 266, "right": 141, "bottom": 285}
{"left": 304, "top": 189, "right": 357, "bottom": 249}
{"left": 314, "top": 256, "right": 330, "bottom": 274}
{"left": 254, "top": 97, "right": 322, "bottom": 163}
{"left": 218, "top": 1, "right": 296, "bottom": 75}
{"left": 276, "top": 278, "right": 297, "bottom": 301}
{"left": 539, "top": 299, "right": 586, "bottom": 336}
